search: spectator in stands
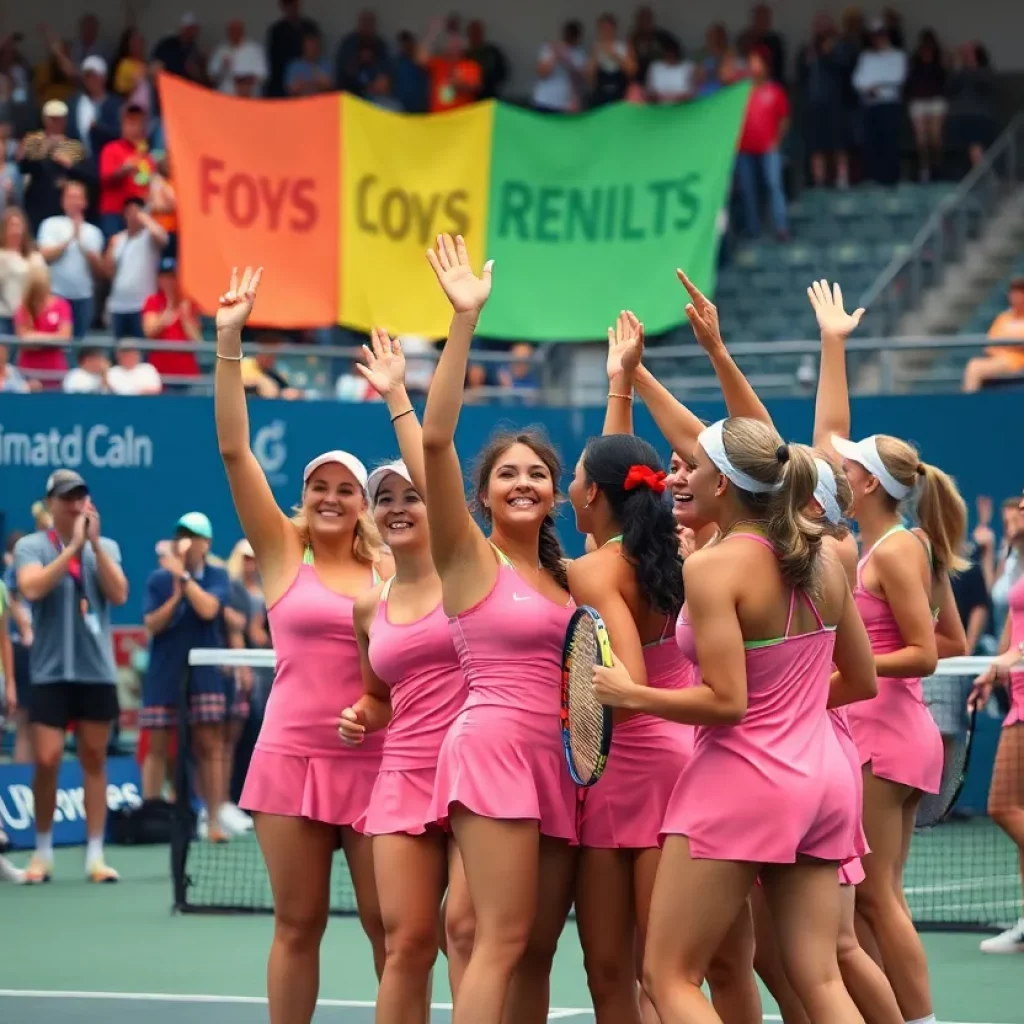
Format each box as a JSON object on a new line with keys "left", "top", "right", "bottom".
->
{"left": 209, "top": 20, "right": 267, "bottom": 95}
{"left": 646, "top": 36, "right": 695, "bottom": 104}
{"left": 104, "top": 197, "right": 166, "bottom": 340}
{"left": 745, "top": 4, "right": 786, "bottom": 82}
{"left": 393, "top": 30, "right": 429, "bottom": 113}
{"left": 693, "top": 23, "right": 738, "bottom": 98}
{"left": 853, "top": 18, "right": 908, "bottom": 186}
{"left": 345, "top": 40, "right": 394, "bottom": 99}
{"left": 98, "top": 104, "right": 155, "bottom": 238}
{"left": 66, "top": 56, "right": 122, "bottom": 162}
{"left": 335, "top": 10, "right": 389, "bottom": 93}
{"left": 0, "top": 341, "right": 31, "bottom": 392}
{"left": 3, "top": 531, "right": 33, "bottom": 763}
{"left": 735, "top": 47, "right": 790, "bottom": 241}
{"left": 466, "top": 20, "right": 508, "bottom": 100}
{"left": 0, "top": 121, "right": 23, "bottom": 213}
{"left": 32, "top": 29, "right": 77, "bottom": 107}
{"left": 496, "top": 342, "right": 540, "bottom": 403}
{"left": 149, "top": 166, "right": 177, "bottom": 259}
{"left": 140, "top": 513, "right": 233, "bottom": 842}
{"left": 587, "top": 13, "right": 636, "bottom": 107}
{"left": 266, "top": 0, "right": 319, "bottom": 98}
{"left": 18, "top": 100, "right": 93, "bottom": 230}
{"left": 630, "top": 6, "right": 675, "bottom": 83}
{"left": 107, "top": 337, "right": 162, "bottom": 395}
{"left": 0, "top": 207, "right": 45, "bottom": 334}
{"left": 109, "top": 28, "right": 148, "bottom": 102}
{"left": 14, "top": 468, "right": 128, "bottom": 884}
{"left": 152, "top": 14, "right": 206, "bottom": 84}
{"left": 531, "top": 21, "right": 587, "bottom": 114}
{"left": 907, "top": 29, "right": 948, "bottom": 182}
{"left": 945, "top": 43, "right": 999, "bottom": 170}
{"left": 70, "top": 13, "right": 104, "bottom": 68}
{"left": 37, "top": 179, "right": 104, "bottom": 339}
{"left": 285, "top": 28, "right": 332, "bottom": 97}
{"left": 962, "top": 276, "right": 1024, "bottom": 392}
{"left": 141, "top": 256, "right": 201, "bottom": 381}
{"left": 230, "top": 59, "right": 265, "bottom": 100}
{"left": 798, "top": 15, "right": 852, "bottom": 188}
{"left": 990, "top": 497, "right": 1024, "bottom": 643}
{"left": 241, "top": 331, "right": 301, "bottom": 399}
{"left": 13, "top": 262, "right": 72, "bottom": 383}
{"left": 418, "top": 17, "right": 483, "bottom": 113}
{"left": 63, "top": 345, "right": 109, "bottom": 393}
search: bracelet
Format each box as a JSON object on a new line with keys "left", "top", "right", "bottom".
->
{"left": 608, "top": 392, "right": 633, "bottom": 402}
{"left": 216, "top": 352, "right": 244, "bottom": 362}
{"left": 390, "top": 408, "right": 415, "bottom": 424}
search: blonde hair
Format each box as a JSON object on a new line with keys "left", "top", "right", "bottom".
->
{"left": 874, "top": 435, "right": 968, "bottom": 575}
{"left": 290, "top": 506, "right": 385, "bottom": 566}
{"left": 721, "top": 418, "right": 824, "bottom": 595}
{"left": 22, "top": 262, "right": 52, "bottom": 320}
{"left": 803, "top": 445, "right": 854, "bottom": 541}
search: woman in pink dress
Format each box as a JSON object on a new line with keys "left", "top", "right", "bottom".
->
{"left": 421, "top": 235, "right": 577, "bottom": 1024}
{"left": 214, "top": 268, "right": 391, "bottom": 1024}
{"left": 830, "top": 430, "right": 966, "bottom": 1024}
{"left": 595, "top": 416, "right": 876, "bottom": 1024}
{"left": 338, "top": 328, "right": 467, "bottom": 1022}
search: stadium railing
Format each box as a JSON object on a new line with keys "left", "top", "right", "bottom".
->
{"left": 174, "top": 648, "right": 1022, "bottom": 934}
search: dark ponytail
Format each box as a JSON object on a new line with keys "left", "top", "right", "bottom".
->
{"left": 583, "top": 435, "right": 683, "bottom": 616}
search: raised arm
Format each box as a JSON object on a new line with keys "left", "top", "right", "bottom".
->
{"left": 421, "top": 235, "right": 497, "bottom": 603}
{"left": 808, "top": 280, "right": 863, "bottom": 459}
{"left": 214, "top": 267, "right": 293, "bottom": 581}
{"left": 603, "top": 311, "right": 639, "bottom": 436}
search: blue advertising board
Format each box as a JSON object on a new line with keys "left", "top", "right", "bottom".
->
{"left": 0, "top": 756, "right": 142, "bottom": 849}
{"left": 0, "top": 391, "right": 1020, "bottom": 623}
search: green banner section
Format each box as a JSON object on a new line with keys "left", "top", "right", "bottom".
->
{"left": 479, "top": 84, "right": 749, "bottom": 342}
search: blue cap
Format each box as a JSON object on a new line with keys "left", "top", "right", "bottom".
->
{"left": 175, "top": 512, "right": 213, "bottom": 540}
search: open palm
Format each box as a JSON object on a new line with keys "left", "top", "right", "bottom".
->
{"left": 357, "top": 327, "right": 406, "bottom": 398}
{"left": 216, "top": 266, "right": 263, "bottom": 333}
{"left": 426, "top": 233, "right": 493, "bottom": 314}
{"left": 606, "top": 310, "right": 644, "bottom": 379}
{"left": 807, "top": 279, "right": 864, "bottom": 339}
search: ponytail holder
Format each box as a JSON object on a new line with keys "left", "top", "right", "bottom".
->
{"left": 776, "top": 445, "right": 790, "bottom": 464}
{"left": 916, "top": 463, "right": 926, "bottom": 476}
{"left": 624, "top": 465, "right": 667, "bottom": 494}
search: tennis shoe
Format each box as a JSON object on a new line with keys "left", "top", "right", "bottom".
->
{"left": 220, "top": 802, "right": 254, "bottom": 833}
{"left": 0, "top": 855, "right": 26, "bottom": 884}
{"left": 86, "top": 859, "right": 120, "bottom": 884}
{"left": 23, "top": 855, "right": 53, "bottom": 884}
{"left": 979, "top": 919, "right": 1024, "bottom": 954}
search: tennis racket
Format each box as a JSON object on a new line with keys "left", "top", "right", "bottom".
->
{"left": 560, "top": 606, "right": 615, "bottom": 787}
{"left": 915, "top": 704, "right": 977, "bottom": 829}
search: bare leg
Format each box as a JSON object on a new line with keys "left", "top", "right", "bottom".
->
{"left": 837, "top": 884, "right": 903, "bottom": 1024}
{"left": 142, "top": 727, "right": 172, "bottom": 800}
{"left": 342, "top": 827, "right": 387, "bottom": 979}
{"left": 445, "top": 842, "right": 475, "bottom": 998}
{"left": 633, "top": 848, "right": 663, "bottom": 1024}
{"left": 77, "top": 720, "right": 114, "bottom": 867}
{"left": 751, "top": 883, "right": 810, "bottom": 1024}
{"left": 706, "top": 899, "right": 762, "bottom": 1024}
{"left": 193, "top": 722, "right": 227, "bottom": 838}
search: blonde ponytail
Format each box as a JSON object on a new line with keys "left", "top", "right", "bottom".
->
{"left": 916, "top": 462, "right": 969, "bottom": 575}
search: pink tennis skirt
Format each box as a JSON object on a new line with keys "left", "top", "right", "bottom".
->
{"left": 362, "top": 767, "right": 438, "bottom": 837}
{"left": 429, "top": 707, "right": 578, "bottom": 842}
{"left": 240, "top": 746, "right": 381, "bottom": 833}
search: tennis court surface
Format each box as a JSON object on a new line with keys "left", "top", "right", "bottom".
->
{"left": 0, "top": 847, "right": 1019, "bottom": 1024}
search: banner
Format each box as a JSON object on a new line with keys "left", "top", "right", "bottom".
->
{"left": 0, "top": 757, "right": 142, "bottom": 849}
{"left": 161, "top": 77, "right": 748, "bottom": 340}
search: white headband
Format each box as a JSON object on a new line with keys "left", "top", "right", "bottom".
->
{"left": 813, "top": 458, "right": 843, "bottom": 525}
{"left": 831, "top": 435, "right": 912, "bottom": 501}
{"left": 698, "top": 419, "right": 783, "bottom": 495}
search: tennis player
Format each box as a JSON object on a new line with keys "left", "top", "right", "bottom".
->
{"left": 595, "top": 415, "right": 876, "bottom": 1024}
{"left": 421, "top": 235, "right": 577, "bottom": 1024}
{"left": 828, "top": 430, "right": 967, "bottom": 1024}
{"left": 970, "top": 489, "right": 1024, "bottom": 955}
{"left": 213, "top": 268, "right": 391, "bottom": 1023}
{"left": 338, "top": 328, "right": 467, "bottom": 1022}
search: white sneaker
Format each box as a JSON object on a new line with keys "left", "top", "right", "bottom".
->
{"left": 0, "top": 855, "right": 26, "bottom": 885}
{"left": 980, "top": 919, "right": 1024, "bottom": 954}
{"left": 219, "top": 802, "right": 253, "bottom": 834}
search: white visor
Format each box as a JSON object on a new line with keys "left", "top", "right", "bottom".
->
{"left": 303, "top": 450, "right": 368, "bottom": 490}
{"left": 697, "top": 419, "right": 782, "bottom": 494}
{"left": 830, "top": 435, "right": 911, "bottom": 501}
{"left": 813, "top": 458, "right": 843, "bottom": 525}
{"left": 367, "top": 460, "right": 415, "bottom": 505}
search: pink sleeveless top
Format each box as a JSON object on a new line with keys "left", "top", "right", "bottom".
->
{"left": 618, "top": 628, "right": 695, "bottom": 736}
{"left": 258, "top": 559, "right": 384, "bottom": 760}
{"left": 1005, "top": 573, "right": 1024, "bottom": 727}
{"left": 368, "top": 578, "right": 468, "bottom": 770}
{"left": 449, "top": 556, "right": 574, "bottom": 718}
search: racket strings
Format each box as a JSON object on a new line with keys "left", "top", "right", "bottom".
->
{"left": 916, "top": 716, "right": 974, "bottom": 829}
{"left": 567, "top": 626, "right": 605, "bottom": 779}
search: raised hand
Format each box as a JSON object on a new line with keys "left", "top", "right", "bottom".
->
{"left": 357, "top": 327, "right": 406, "bottom": 399}
{"left": 216, "top": 266, "right": 264, "bottom": 335}
{"left": 677, "top": 269, "right": 723, "bottom": 352}
{"left": 426, "top": 234, "right": 493, "bottom": 315}
{"left": 807, "top": 279, "right": 864, "bottom": 339}
{"left": 606, "top": 310, "right": 644, "bottom": 379}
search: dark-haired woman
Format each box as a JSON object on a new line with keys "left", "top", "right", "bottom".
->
{"left": 422, "top": 234, "right": 577, "bottom": 1024}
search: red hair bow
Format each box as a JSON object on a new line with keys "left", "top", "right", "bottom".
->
{"left": 624, "top": 465, "right": 667, "bottom": 493}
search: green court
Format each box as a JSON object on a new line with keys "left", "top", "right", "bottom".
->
{"left": 0, "top": 846, "right": 1020, "bottom": 1023}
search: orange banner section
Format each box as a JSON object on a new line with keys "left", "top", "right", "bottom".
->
{"left": 159, "top": 75, "right": 339, "bottom": 328}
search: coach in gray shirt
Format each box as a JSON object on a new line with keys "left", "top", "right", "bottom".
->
{"left": 14, "top": 468, "right": 128, "bottom": 885}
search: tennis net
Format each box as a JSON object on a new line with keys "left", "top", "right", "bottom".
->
{"left": 174, "top": 649, "right": 1022, "bottom": 932}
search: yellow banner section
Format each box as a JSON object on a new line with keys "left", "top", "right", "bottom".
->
{"left": 339, "top": 96, "right": 493, "bottom": 338}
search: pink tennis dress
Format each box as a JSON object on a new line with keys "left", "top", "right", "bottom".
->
{"left": 362, "top": 579, "right": 467, "bottom": 836}
{"left": 579, "top": 634, "right": 694, "bottom": 849}
{"left": 429, "top": 551, "right": 578, "bottom": 841}
{"left": 848, "top": 526, "right": 943, "bottom": 794}
{"left": 1004, "top": 573, "right": 1024, "bottom": 728}
{"left": 662, "top": 534, "right": 859, "bottom": 864}
{"left": 830, "top": 707, "right": 868, "bottom": 886}
{"left": 240, "top": 552, "right": 384, "bottom": 830}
